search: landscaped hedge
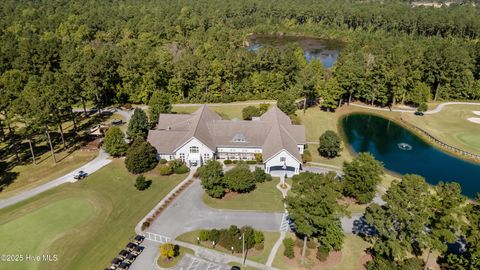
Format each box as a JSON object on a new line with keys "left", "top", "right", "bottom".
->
{"left": 159, "top": 164, "right": 173, "bottom": 175}
{"left": 197, "top": 226, "right": 264, "bottom": 253}
{"left": 174, "top": 165, "right": 190, "bottom": 174}
{"left": 283, "top": 238, "right": 295, "bottom": 259}
{"left": 224, "top": 160, "right": 233, "bottom": 165}
{"left": 246, "top": 160, "right": 257, "bottom": 165}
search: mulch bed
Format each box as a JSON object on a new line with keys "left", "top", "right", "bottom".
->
{"left": 359, "top": 254, "right": 373, "bottom": 270}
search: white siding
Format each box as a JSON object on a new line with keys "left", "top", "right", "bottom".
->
{"left": 265, "top": 149, "right": 301, "bottom": 174}
{"left": 175, "top": 138, "right": 214, "bottom": 166}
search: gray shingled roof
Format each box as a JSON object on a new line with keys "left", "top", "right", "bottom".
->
{"left": 147, "top": 105, "right": 306, "bottom": 161}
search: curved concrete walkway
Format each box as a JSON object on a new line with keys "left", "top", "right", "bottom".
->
{"left": 0, "top": 149, "right": 111, "bottom": 209}
{"left": 350, "top": 101, "right": 480, "bottom": 114}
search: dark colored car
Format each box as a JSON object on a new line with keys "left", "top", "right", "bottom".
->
{"left": 134, "top": 235, "right": 145, "bottom": 244}
{"left": 231, "top": 266, "right": 241, "bottom": 270}
{"left": 73, "top": 170, "right": 88, "bottom": 180}
{"left": 414, "top": 111, "right": 424, "bottom": 116}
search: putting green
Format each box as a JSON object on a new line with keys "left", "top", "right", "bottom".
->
{"left": 457, "top": 132, "right": 480, "bottom": 149}
{"left": 0, "top": 197, "right": 95, "bottom": 270}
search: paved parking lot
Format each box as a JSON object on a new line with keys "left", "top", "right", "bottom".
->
{"left": 174, "top": 254, "right": 231, "bottom": 270}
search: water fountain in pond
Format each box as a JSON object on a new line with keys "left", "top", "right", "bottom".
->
{"left": 397, "top": 142, "right": 412, "bottom": 151}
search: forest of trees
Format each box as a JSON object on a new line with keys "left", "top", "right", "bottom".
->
{"left": 1, "top": 0, "right": 480, "bottom": 165}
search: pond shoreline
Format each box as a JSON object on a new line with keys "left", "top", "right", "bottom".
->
{"left": 337, "top": 107, "right": 480, "bottom": 166}
{"left": 340, "top": 112, "right": 480, "bottom": 197}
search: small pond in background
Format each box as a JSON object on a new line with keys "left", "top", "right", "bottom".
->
{"left": 246, "top": 34, "right": 343, "bottom": 68}
{"left": 341, "top": 113, "right": 480, "bottom": 198}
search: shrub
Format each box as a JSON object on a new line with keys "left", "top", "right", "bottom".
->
{"left": 159, "top": 164, "right": 173, "bottom": 175}
{"left": 254, "top": 231, "right": 265, "bottom": 245}
{"left": 141, "top": 221, "right": 150, "bottom": 230}
{"left": 103, "top": 127, "right": 128, "bottom": 156}
{"left": 418, "top": 102, "right": 428, "bottom": 112}
{"left": 174, "top": 165, "right": 190, "bottom": 174}
{"left": 200, "top": 160, "right": 225, "bottom": 198}
{"left": 169, "top": 159, "right": 184, "bottom": 170}
{"left": 199, "top": 230, "right": 210, "bottom": 241}
{"left": 210, "top": 229, "right": 220, "bottom": 242}
{"left": 224, "top": 163, "right": 256, "bottom": 193}
{"left": 265, "top": 174, "right": 273, "bottom": 181}
{"left": 223, "top": 159, "right": 233, "bottom": 165}
{"left": 302, "top": 149, "right": 312, "bottom": 163}
{"left": 134, "top": 175, "right": 151, "bottom": 190}
{"left": 316, "top": 246, "right": 329, "bottom": 262}
{"left": 159, "top": 158, "right": 168, "bottom": 164}
{"left": 242, "top": 105, "right": 260, "bottom": 120}
{"left": 283, "top": 238, "right": 295, "bottom": 259}
{"left": 125, "top": 138, "right": 159, "bottom": 174}
{"left": 318, "top": 130, "right": 342, "bottom": 158}
{"left": 232, "top": 160, "right": 239, "bottom": 164}
{"left": 254, "top": 153, "right": 263, "bottom": 163}
{"left": 246, "top": 160, "right": 257, "bottom": 165}
{"left": 254, "top": 167, "right": 268, "bottom": 183}
{"left": 159, "top": 243, "right": 175, "bottom": 260}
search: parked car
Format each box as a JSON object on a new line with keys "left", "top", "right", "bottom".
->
{"left": 133, "top": 235, "right": 145, "bottom": 244}
{"left": 118, "top": 250, "right": 129, "bottom": 259}
{"left": 126, "top": 242, "right": 137, "bottom": 251}
{"left": 231, "top": 266, "right": 241, "bottom": 270}
{"left": 414, "top": 111, "right": 424, "bottom": 116}
{"left": 132, "top": 246, "right": 144, "bottom": 255}
{"left": 73, "top": 170, "right": 88, "bottom": 180}
{"left": 117, "top": 261, "right": 131, "bottom": 270}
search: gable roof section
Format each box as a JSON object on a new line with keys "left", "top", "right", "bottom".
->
{"left": 147, "top": 105, "right": 306, "bottom": 160}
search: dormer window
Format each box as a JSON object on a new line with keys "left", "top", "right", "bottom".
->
{"left": 232, "top": 133, "right": 246, "bottom": 143}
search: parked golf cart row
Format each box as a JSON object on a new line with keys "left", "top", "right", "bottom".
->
{"left": 105, "top": 235, "right": 145, "bottom": 270}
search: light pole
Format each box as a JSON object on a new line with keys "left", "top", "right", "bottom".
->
{"left": 196, "top": 237, "right": 200, "bottom": 245}
{"left": 239, "top": 233, "right": 245, "bottom": 266}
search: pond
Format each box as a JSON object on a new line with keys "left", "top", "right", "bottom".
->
{"left": 246, "top": 34, "right": 343, "bottom": 68}
{"left": 341, "top": 113, "right": 480, "bottom": 198}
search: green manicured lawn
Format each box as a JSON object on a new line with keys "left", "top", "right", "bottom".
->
{"left": 272, "top": 234, "right": 370, "bottom": 270}
{"left": 402, "top": 104, "right": 480, "bottom": 155}
{"left": 0, "top": 159, "right": 187, "bottom": 270}
{"left": 0, "top": 197, "right": 95, "bottom": 270}
{"left": 202, "top": 179, "right": 284, "bottom": 212}
{"left": 157, "top": 246, "right": 194, "bottom": 268}
{"left": 0, "top": 150, "right": 98, "bottom": 199}
{"left": 176, "top": 230, "right": 279, "bottom": 264}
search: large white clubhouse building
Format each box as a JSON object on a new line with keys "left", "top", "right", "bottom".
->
{"left": 147, "top": 105, "right": 306, "bottom": 174}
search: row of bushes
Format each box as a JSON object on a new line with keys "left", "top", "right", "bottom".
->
{"left": 141, "top": 178, "right": 194, "bottom": 230}
{"left": 223, "top": 159, "right": 261, "bottom": 165}
{"left": 159, "top": 159, "right": 190, "bottom": 175}
{"left": 198, "top": 225, "right": 265, "bottom": 252}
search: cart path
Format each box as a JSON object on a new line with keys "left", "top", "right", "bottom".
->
{"left": 350, "top": 101, "right": 480, "bottom": 114}
{"left": 0, "top": 149, "right": 111, "bottom": 209}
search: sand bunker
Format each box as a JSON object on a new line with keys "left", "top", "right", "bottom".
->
{"left": 473, "top": 111, "right": 480, "bottom": 116}
{"left": 467, "top": 117, "right": 480, "bottom": 124}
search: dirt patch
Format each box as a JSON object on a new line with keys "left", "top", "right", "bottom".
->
{"left": 359, "top": 254, "right": 373, "bottom": 270}
{"left": 223, "top": 191, "right": 239, "bottom": 200}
